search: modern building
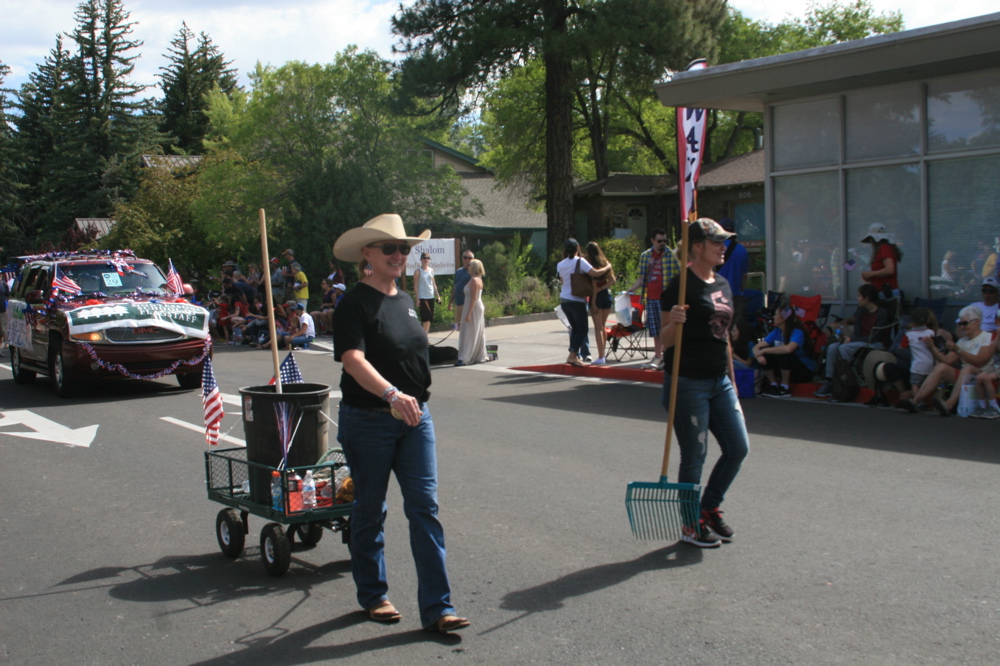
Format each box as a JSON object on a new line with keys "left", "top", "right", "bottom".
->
{"left": 654, "top": 12, "right": 1000, "bottom": 310}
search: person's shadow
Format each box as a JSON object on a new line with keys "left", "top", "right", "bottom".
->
{"left": 484, "top": 543, "right": 702, "bottom": 634}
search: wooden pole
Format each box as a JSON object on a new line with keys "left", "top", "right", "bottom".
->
{"left": 258, "top": 208, "right": 282, "bottom": 393}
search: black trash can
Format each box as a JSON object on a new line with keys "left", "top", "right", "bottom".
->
{"left": 240, "top": 383, "right": 331, "bottom": 506}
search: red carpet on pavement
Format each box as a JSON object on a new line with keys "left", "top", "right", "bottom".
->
{"left": 510, "top": 363, "right": 884, "bottom": 404}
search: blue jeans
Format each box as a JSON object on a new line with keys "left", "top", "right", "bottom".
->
{"left": 560, "top": 300, "right": 590, "bottom": 358}
{"left": 290, "top": 334, "right": 314, "bottom": 348}
{"left": 661, "top": 375, "right": 749, "bottom": 511}
{"left": 337, "top": 403, "right": 456, "bottom": 627}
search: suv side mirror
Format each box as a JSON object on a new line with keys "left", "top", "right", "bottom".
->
{"left": 26, "top": 289, "right": 46, "bottom": 304}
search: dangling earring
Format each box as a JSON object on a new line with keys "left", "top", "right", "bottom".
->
{"left": 364, "top": 263, "right": 373, "bottom": 277}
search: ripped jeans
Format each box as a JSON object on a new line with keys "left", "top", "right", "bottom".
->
{"left": 661, "top": 374, "right": 750, "bottom": 511}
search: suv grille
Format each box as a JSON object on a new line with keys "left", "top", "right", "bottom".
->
{"left": 106, "top": 327, "right": 184, "bottom": 343}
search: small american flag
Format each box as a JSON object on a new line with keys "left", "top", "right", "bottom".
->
{"left": 269, "top": 352, "right": 304, "bottom": 386}
{"left": 166, "top": 258, "right": 184, "bottom": 295}
{"left": 52, "top": 265, "right": 82, "bottom": 295}
{"left": 202, "top": 356, "right": 224, "bottom": 447}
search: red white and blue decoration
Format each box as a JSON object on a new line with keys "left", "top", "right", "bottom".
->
{"left": 52, "top": 264, "right": 82, "bottom": 296}
{"left": 269, "top": 352, "right": 304, "bottom": 386}
{"left": 202, "top": 355, "right": 225, "bottom": 447}
{"left": 166, "top": 258, "right": 184, "bottom": 295}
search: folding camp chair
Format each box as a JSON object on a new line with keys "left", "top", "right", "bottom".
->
{"left": 606, "top": 293, "right": 648, "bottom": 361}
{"left": 789, "top": 293, "right": 828, "bottom": 377}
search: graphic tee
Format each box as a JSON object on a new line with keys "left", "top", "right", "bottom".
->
{"left": 661, "top": 269, "right": 734, "bottom": 378}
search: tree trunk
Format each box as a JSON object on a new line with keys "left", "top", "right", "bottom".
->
{"left": 543, "top": 8, "right": 575, "bottom": 258}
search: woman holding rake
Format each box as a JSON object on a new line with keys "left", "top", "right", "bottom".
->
{"left": 660, "top": 218, "right": 750, "bottom": 548}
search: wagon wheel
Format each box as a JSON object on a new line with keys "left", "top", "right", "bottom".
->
{"left": 296, "top": 523, "right": 324, "bottom": 547}
{"left": 260, "top": 522, "right": 291, "bottom": 577}
{"left": 216, "top": 508, "right": 245, "bottom": 558}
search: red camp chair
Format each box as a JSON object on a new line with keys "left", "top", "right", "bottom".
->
{"left": 606, "top": 293, "right": 648, "bottom": 361}
{"left": 789, "top": 293, "right": 828, "bottom": 364}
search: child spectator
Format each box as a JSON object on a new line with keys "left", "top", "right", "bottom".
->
{"left": 814, "top": 283, "right": 888, "bottom": 398}
{"left": 752, "top": 305, "right": 816, "bottom": 397}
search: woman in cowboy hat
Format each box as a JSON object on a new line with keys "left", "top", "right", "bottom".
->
{"left": 331, "top": 214, "right": 469, "bottom": 633}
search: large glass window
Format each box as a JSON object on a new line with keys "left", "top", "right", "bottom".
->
{"left": 773, "top": 172, "right": 840, "bottom": 299}
{"left": 928, "top": 155, "right": 1000, "bottom": 302}
{"left": 772, "top": 98, "right": 841, "bottom": 170}
{"left": 927, "top": 71, "right": 1000, "bottom": 153}
{"left": 845, "top": 165, "right": 922, "bottom": 301}
{"left": 733, "top": 200, "right": 765, "bottom": 243}
{"left": 846, "top": 86, "right": 921, "bottom": 161}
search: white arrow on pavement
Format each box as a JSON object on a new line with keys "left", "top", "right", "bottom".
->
{"left": 0, "top": 410, "right": 99, "bottom": 448}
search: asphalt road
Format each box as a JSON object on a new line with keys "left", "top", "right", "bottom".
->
{"left": 1, "top": 329, "right": 999, "bottom": 665}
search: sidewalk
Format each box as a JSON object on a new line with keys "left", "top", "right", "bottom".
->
{"left": 428, "top": 313, "right": 664, "bottom": 384}
{"left": 437, "top": 313, "right": 886, "bottom": 405}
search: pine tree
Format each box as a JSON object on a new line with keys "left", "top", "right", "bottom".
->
{"left": 158, "top": 23, "right": 239, "bottom": 154}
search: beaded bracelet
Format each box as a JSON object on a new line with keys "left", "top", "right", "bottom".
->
{"left": 382, "top": 385, "right": 398, "bottom": 402}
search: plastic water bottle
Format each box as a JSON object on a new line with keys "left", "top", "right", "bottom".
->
{"left": 302, "top": 470, "right": 317, "bottom": 510}
{"left": 271, "top": 471, "right": 284, "bottom": 512}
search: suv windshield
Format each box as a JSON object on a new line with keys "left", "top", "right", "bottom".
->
{"left": 62, "top": 262, "right": 170, "bottom": 297}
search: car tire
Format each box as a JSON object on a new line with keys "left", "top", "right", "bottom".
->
{"left": 11, "top": 348, "right": 37, "bottom": 384}
{"left": 177, "top": 372, "right": 203, "bottom": 389}
{"left": 49, "top": 336, "right": 78, "bottom": 398}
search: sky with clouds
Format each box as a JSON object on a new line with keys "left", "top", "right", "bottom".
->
{"left": 2, "top": 0, "right": 999, "bottom": 96}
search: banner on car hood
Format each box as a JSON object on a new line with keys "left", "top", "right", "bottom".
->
{"left": 65, "top": 302, "right": 210, "bottom": 339}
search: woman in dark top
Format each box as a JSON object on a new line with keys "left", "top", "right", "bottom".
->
{"left": 660, "top": 218, "right": 750, "bottom": 549}
{"left": 332, "top": 213, "right": 469, "bottom": 633}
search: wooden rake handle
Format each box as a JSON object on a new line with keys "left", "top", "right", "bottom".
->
{"left": 660, "top": 212, "right": 694, "bottom": 479}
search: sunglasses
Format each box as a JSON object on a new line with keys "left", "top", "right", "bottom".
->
{"left": 653, "top": 238, "right": 667, "bottom": 244}
{"left": 957, "top": 321, "right": 971, "bottom": 326}
{"left": 369, "top": 242, "right": 411, "bottom": 256}
{"left": 462, "top": 255, "right": 473, "bottom": 260}
{"left": 982, "top": 288, "right": 998, "bottom": 293}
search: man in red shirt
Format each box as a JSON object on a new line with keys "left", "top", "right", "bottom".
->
{"left": 629, "top": 229, "right": 680, "bottom": 369}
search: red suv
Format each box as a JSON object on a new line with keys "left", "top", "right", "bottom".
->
{"left": 6, "top": 251, "right": 211, "bottom": 397}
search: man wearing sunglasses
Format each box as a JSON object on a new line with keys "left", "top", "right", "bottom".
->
{"left": 448, "top": 251, "right": 475, "bottom": 331}
{"left": 970, "top": 276, "right": 999, "bottom": 333}
{"left": 628, "top": 229, "right": 680, "bottom": 370}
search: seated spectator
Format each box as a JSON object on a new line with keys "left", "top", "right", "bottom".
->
{"left": 283, "top": 303, "right": 316, "bottom": 350}
{"left": 814, "top": 284, "right": 889, "bottom": 398}
{"left": 899, "top": 305, "right": 992, "bottom": 416}
{"left": 972, "top": 276, "right": 999, "bottom": 332}
{"left": 888, "top": 308, "right": 950, "bottom": 409}
{"left": 210, "top": 294, "right": 232, "bottom": 342}
{"left": 753, "top": 305, "right": 817, "bottom": 397}
{"left": 970, "top": 337, "right": 1000, "bottom": 419}
{"left": 255, "top": 304, "right": 290, "bottom": 349}
{"left": 311, "top": 279, "right": 340, "bottom": 335}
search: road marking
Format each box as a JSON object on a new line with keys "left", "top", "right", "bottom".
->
{"left": 160, "top": 416, "right": 246, "bottom": 446}
{"left": 0, "top": 410, "right": 99, "bottom": 447}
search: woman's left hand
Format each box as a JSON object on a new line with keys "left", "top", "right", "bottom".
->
{"left": 391, "top": 391, "right": 422, "bottom": 427}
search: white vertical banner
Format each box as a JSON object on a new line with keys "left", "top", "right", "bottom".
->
{"left": 676, "top": 59, "right": 709, "bottom": 222}
{"left": 406, "top": 238, "right": 456, "bottom": 276}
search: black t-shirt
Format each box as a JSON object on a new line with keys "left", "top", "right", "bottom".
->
{"left": 333, "top": 283, "right": 431, "bottom": 408}
{"left": 660, "top": 269, "right": 734, "bottom": 379}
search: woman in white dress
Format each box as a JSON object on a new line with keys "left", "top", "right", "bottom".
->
{"left": 456, "top": 259, "right": 488, "bottom": 366}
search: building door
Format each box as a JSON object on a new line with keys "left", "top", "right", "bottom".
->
{"left": 627, "top": 205, "right": 647, "bottom": 239}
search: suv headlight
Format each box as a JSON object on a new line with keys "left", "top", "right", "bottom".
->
{"left": 71, "top": 331, "right": 106, "bottom": 343}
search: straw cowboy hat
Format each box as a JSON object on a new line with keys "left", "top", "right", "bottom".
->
{"left": 333, "top": 214, "right": 431, "bottom": 263}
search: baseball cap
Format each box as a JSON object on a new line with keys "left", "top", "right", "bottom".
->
{"left": 688, "top": 218, "right": 735, "bottom": 243}
{"left": 982, "top": 276, "right": 999, "bottom": 291}
{"left": 718, "top": 217, "right": 735, "bottom": 232}
{"left": 332, "top": 283, "right": 346, "bottom": 291}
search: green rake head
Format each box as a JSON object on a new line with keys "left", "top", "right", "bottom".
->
{"left": 625, "top": 478, "right": 702, "bottom": 540}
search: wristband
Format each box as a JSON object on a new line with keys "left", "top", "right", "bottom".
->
{"left": 381, "top": 385, "right": 398, "bottom": 402}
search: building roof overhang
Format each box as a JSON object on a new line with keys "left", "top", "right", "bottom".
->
{"left": 654, "top": 12, "right": 1000, "bottom": 112}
